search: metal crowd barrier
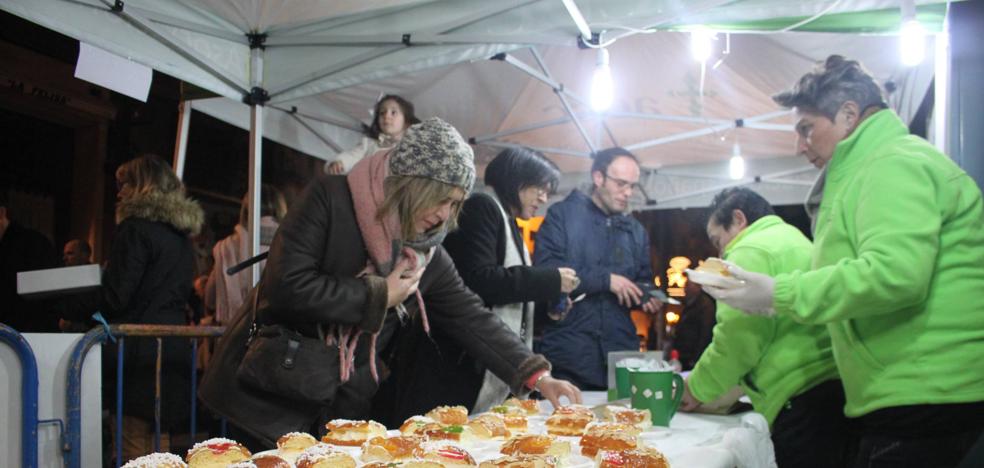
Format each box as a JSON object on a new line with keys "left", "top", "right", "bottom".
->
{"left": 0, "top": 323, "right": 40, "bottom": 468}
{"left": 64, "top": 324, "right": 225, "bottom": 468}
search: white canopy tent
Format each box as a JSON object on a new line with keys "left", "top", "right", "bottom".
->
{"left": 0, "top": 0, "right": 949, "bottom": 283}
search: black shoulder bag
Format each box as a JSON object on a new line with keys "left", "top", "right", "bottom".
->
{"left": 235, "top": 290, "right": 342, "bottom": 405}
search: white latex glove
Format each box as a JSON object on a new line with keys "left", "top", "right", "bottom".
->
{"left": 702, "top": 260, "right": 777, "bottom": 316}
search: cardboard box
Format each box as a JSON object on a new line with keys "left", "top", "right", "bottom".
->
{"left": 16, "top": 264, "right": 101, "bottom": 299}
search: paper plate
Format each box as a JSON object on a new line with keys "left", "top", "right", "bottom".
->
{"left": 685, "top": 269, "right": 744, "bottom": 289}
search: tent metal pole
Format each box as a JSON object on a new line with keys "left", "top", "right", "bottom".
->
{"left": 471, "top": 116, "right": 573, "bottom": 143}
{"left": 267, "top": 33, "right": 570, "bottom": 47}
{"left": 269, "top": 0, "right": 540, "bottom": 102}
{"left": 650, "top": 180, "right": 753, "bottom": 206}
{"left": 471, "top": 109, "right": 786, "bottom": 151}
{"left": 172, "top": 100, "right": 192, "bottom": 180}
{"left": 99, "top": 0, "right": 248, "bottom": 95}
{"left": 126, "top": 5, "right": 245, "bottom": 42}
{"left": 421, "top": 0, "right": 542, "bottom": 34}
{"left": 479, "top": 140, "right": 591, "bottom": 158}
{"left": 267, "top": 45, "right": 405, "bottom": 102}
{"left": 624, "top": 122, "right": 734, "bottom": 151}
{"left": 933, "top": 31, "right": 949, "bottom": 154}
{"left": 758, "top": 165, "right": 815, "bottom": 179}
{"left": 268, "top": 3, "right": 425, "bottom": 35}
{"left": 499, "top": 54, "right": 557, "bottom": 90}
{"left": 270, "top": 106, "right": 365, "bottom": 133}
{"left": 625, "top": 109, "right": 792, "bottom": 151}
{"left": 528, "top": 47, "right": 597, "bottom": 153}
{"left": 248, "top": 48, "right": 264, "bottom": 287}
{"left": 760, "top": 178, "right": 814, "bottom": 187}
{"left": 286, "top": 112, "right": 344, "bottom": 154}
{"left": 602, "top": 110, "right": 731, "bottom": 125}
{"left": 656, "top": 170, "right": 739, "bottom": 181}
{"left": 272, "top": 0, "right": 538, "bottom": 36}
{"left": 743, "top": 122, "right": 794, "bottom": 131}
{"left": 601, "top": 120, "right": 619, "bottom": 147}
{"left": 172, "top": 0, "right": 244, "bottom": 33}
{"left": 657, "top": 167, "right": 813, "bottom": 186}
{"left": 642, "top": 163, "right": 814, "bottom": 209}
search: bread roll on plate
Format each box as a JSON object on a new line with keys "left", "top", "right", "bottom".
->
{"left": 294, "top": 443, "right": 357, "bottom": 468}
{"left": 122, "top": 453, "right": 187, "bottom": 468}
{"left": 185, "top": 437, "right": 251, "bottom": 467}
{"left": 479, "top": 455, "right": 559, "bottom": 468}
{"left": 687, "top": 257, "right": 743, "bottom": 288}
{"left": 500, "top": 434, "right": 570, "bottom": 460}
{"left": 596, "top": 447, "right": 670, "bottom": 468}
{"left": 360, "top": 435, "right": 424, "bottom": 462}
{"left": 414, "top": 440, "right": 477, "bottom": 466}
{"left": 321, "top": 419, "right": 386, "bottom": 446}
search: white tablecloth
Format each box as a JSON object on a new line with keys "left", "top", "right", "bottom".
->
{"left": 543, "top": 391, "right": 777, "bottom": 468}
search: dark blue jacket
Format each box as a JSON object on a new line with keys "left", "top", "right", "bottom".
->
{"left": 533, "top": 190, "right": 653, "bottom": 389}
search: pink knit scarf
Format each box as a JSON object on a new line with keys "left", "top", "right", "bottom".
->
{"left": 332, "top": 149, "right": 432, "bottom": 384}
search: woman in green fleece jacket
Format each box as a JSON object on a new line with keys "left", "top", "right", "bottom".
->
{"left": 682, "top": 187, "right": 848, "bottom": 467}
{"left": 705, "top": 55, "right": 984, "bottom": 468}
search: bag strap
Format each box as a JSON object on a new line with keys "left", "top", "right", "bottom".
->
{"left": 244, "top": 286, "right": 261, "bottom": 347}
{"left": 243, "top": 284, "right": 327, "bottom": 348}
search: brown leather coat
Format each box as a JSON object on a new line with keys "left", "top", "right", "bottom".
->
{"left": 200, "top": 176, "right": 548, "bottom": 446}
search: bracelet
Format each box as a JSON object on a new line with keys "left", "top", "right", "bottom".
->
{"left": 533, "top": 371, "right": 551, "bottom": 392}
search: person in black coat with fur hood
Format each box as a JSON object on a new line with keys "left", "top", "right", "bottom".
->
{"left": 61, "top": 154, "right": 203, "bottom": 461}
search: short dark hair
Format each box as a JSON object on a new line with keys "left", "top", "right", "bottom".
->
{"left": 366, "top": 94, "right": 421, "bottom": 140}
{"left": 590, "top": 147, "right": 640, "bottom": 175}
{"left": 708, "top": 187, "right": 774, "bottom": 230}
{"left": 484, "top": 147, "right": 560, "bottom": 214}
{"left": 773, "top": 55, "right": 887, "bottom": 120}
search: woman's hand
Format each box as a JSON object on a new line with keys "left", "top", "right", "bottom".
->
{"left": 326, "top": 161, "right": 345, "bottom": 175}
{"left": 537, "top": 375, "right": 583, "bottom": 408}
{"left": 386, "top": 258, "right": 424, "bottom": 308}
{"left": 680, "top": 379, "right": 702, "bottom": 412}
{"left": 558, "top": 267, "right": 580, "bottom": 293}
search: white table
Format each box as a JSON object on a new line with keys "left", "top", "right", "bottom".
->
{"left": 542, "top": 391, "right": 777, "bottom": 468}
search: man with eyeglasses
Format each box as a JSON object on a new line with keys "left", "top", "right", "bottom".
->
{"left": 533, "top": 147, "right": 660, "bottom": 390}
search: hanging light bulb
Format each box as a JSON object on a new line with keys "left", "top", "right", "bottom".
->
{"left": 729, "top": 142, "right": 745, "bottom": 180}
{"left": 690, "top": 27, "right": 715, "bottom": 63}
{"left": 590, "top": 48, "right": 614, "bottom": 112}
{"left": 900, "top": 19, "right": 926, "bottom": 66}
{"left": 899, "top": 0, "right": 925, "bottom": 67}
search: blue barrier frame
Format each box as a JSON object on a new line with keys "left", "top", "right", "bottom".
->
{"left": 63, "top": 324, "right": 224, "bottom": 468}
{"left": 0, "top": 323, "right": 40, "bottom": 468}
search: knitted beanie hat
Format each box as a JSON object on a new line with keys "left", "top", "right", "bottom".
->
{"left": 389, "top": 117, "right": 475, "bottom": 192}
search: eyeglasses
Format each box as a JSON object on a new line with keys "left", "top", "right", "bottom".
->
{"left": 604, "top": 173, "right": 641, "bottom": 193}
{"left": 523, "top": 185, "right": 551, "bottom": 199}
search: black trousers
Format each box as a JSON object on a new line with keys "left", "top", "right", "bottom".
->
{"left": 850, "top": 401, "right": 984, "bottom": 468}
{"left": 771, "top": 379, "right": 856, "bottom": 468}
